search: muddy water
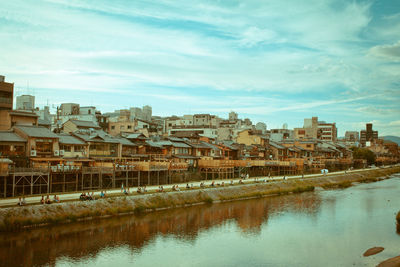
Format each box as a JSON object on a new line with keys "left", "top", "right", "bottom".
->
{"left": 1, "top": 174, "right": 399, "bottom": 267}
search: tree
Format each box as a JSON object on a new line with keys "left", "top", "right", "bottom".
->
{"left": 351, "top": 147, "right": 376, "bottom": 165}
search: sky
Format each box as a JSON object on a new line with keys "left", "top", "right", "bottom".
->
{"left": 0, "top": 0, "right": 399, "bottom": 136}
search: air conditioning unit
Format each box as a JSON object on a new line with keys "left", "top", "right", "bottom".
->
{"left": 54, "top": 150, "right": 60, "bottom": 156}
{"left": 30, "top": 150, "right": 37, "bottom": 157}
{"left": 59, "top": 150, "right": 65, "bottom": 156}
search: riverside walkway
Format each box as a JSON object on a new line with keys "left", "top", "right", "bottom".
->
{"left": 0, "top": 165, "right": 395, "bottom": 207}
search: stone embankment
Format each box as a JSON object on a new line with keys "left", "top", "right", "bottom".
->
{"left": 0, "top": 166, "right": 399, "bottom": 231}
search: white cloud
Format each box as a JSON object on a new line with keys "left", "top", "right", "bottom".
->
{"left": 369, "top": 41, "right": 400, "bottom": 61}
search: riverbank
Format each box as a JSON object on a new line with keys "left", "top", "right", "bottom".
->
{"left": 0, "top": 166, "right": 399, "bottom": 231}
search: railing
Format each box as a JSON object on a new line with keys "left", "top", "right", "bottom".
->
{"left": 0, "top": 97, "right": 12, "bottom": 104}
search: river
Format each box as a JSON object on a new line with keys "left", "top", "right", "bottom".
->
{"left": 1, "top": 173, "right": 399, "bottom": 267}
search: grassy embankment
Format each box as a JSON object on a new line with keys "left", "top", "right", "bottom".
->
{"left": 0, "top": 166, "right": 399, "bottom": 231}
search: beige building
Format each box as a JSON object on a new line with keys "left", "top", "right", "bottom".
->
{"left": 58, "top": 133, "right": 88, "bottom": 158}
{"left": 62, "top": 119, "right": 101, "bottom": 133}
{"left": 0, "top": 110, "right": 38, "bottom": 130}
{"left": 236, "top": 129, "right": 268, "bottom": 146}
{"left": 0, "top": 75, "right": 13, "bottom": 111}
{"left": 13, "top": 125, "right": 60, "bottom": 158}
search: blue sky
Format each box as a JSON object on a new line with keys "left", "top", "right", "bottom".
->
{"left": 0, "top": 0, "right": 399, "bottom": 136}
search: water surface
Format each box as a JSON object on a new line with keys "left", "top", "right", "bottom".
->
{"left": 1, "top": 174, "right": 399, "bottom": 267}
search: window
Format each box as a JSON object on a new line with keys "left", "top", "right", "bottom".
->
{"left": 111, "top": 126, "right": 115, "bottom": 130}
{"left": 74, "top": 145, "right": 84, "bottom": 152}
{"left": 60, "top": 145, "right": 71, "bottom": 152}
{"left": 36, "top": 140, "right": 53, "bottom": 153}
{"left": 127, "top": 125, "right": 132, "bottom": 129}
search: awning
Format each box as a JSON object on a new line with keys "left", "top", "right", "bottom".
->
{"left": 30, "top": 157, "right": 65, "bottom": 162}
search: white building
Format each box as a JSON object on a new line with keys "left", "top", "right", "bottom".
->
{"left": 16, "top": 95, "right": 35, "bottom": 110}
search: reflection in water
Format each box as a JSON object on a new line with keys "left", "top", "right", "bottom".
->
{"left": 1, "top": 175, "right": 400, "bottom": 267}
{"left": 0, "top": 193, "right": 320, "bottom": 267}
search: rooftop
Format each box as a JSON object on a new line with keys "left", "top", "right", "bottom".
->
{"left": 0, "top": 131, "right": 26, "bottom": 142}
{"left": 14, "top": 125, "right": 59, "bottom": 138}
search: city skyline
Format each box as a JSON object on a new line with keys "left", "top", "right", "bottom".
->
{"left": 1, "top": 0, "right": 399, "bottom": 136}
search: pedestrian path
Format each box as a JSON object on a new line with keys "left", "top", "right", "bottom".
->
{"left": 0, "top": 166, "right": 391, "bottom": 207}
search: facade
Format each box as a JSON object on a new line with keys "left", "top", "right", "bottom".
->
{"left": 60, "top": 103, "right": 80, "bottom": 116}
{"left": 13, "top": 125, "right": 60, "bottom": 158}
{"left": 16, "top": 95, "right": 35, "bottom": 111}
{"left": 58, "top": 133, "right": 88, "bottom": 158}
{"left": 193, "top": 114, "right": 212, "bottom": 127}
{"left": 229, "top": 111, "right": 238, "bottom": 121}
{"left": 360, "top": 123, "right": 378, "bottom": 147}
{"left": 236, "top": 130, "right": 268, "bottom": 146}
{"left": 318, "top": 121, "right": 337, "bottom": 141}
{"left": 63, "top": 119, "right": 101, "bottom": 133}
{"left": 0, "top": 131, "right": 27, "bottom": 158}
{"left": 345, "top": 131, "right": 359, "bottom": 142}
{"left": 0, "top": 110, "right": 38, "bottom": 131}
{"left": 0, "top": 75, "right": 13, "bottom": 111}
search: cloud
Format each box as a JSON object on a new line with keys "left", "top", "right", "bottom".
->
{"left": 0, "top": 0, "right": 399, "bottom": 136}
{"left": 369, "top": 41, "right": 400, "bottom": 61}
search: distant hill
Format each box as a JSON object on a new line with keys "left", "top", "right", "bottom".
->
{"left": 382, "top": 136, "right": 400, "bottom": 145}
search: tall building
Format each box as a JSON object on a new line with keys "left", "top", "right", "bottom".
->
{"left": 360, "top": 123, "right": 378, "bottom": 147}
{"left": 0, "top": 75, "right": 13, "bottom": 110}
{"left": 318, "top": 121, "right": 337, "bottom": 141}
{"left": 60, "top": 103, "right": 80, "bottom": 115}
{"left": 142, "top": 105, "right": 152, "bottom": 121}
{"left": 16, "top": 95, "right": 35, "bottom": 110}
{"left": 229, "top": 111, "right": 238, "bottom": 121}
{"left": 297, "top": 116, "right": 337, "bottom": 141}
{"left": 345, "top": 131, "right": 359, "bottom": 142}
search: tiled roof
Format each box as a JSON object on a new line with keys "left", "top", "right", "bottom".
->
{"left": 66, "top": 119, "right": 100, "bottom": 129}
{"left": 170, "top": 141, "right": 191, "bottom": 148}
{"left": 14, "top": 126, "right": 59, "bottom": 138}
{"left": 57, "top": 134, "right": 86, "bottom": 145}
{"left": 38, "top": 118, "right": 52, "bottom": 126}
{"left": 269, "top": 141, "right": 286, "bottom": 149}
{"left": 0, "top": 131, "right": 26, "bottom": 142}
{"left": 115, "top": 137, "right": 137, "bottom": 146}
{"left": 125, "top": 133, "right": 147, "bottom": 139}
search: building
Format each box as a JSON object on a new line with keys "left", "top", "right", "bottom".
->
{"left": 193, "top": 114, "right": 212, "bottom": 127}
{"left": 360, "top": 123, "right": 378, "bottom": 147}
{"left": 345, "top": 131, "right": 359, "bottom": 142}
{"left": 0, "top": 75, "right": 13, "bottom": 111}
{"left": 294, "top": 117, "right": 337, "bottom": 141}
{"left": 270, "top": 128, "right": 293, "bottom": 142}
{"left": 60, "top": 103, "right": 80, "bottom": 116}
{"left": 16, "top": 95, "right": 35, "bottom": 111}
{"left": 0, "top": 110, "right": 38, "bottom": 130}
{"left": 62, "top": 119, "right": 101, "bottom": 133}
{"left": 255, "top": 122, "right": 267, "bottom": 134}
{"left": 318, "top": 121, "right": 337, "bottom": 141}
{"left": 236, "top": 129, "right": 268, "bottom": 146}
{"left": 142, "top": 105, "right": 152, "bottom": 122}
{"left": 13, "top": 125, "right": 60, "bottom": 158}
{"left": 57, "top": 133, "right": 88, "bottom": 158}
{"left": 229, "top": 111, "right": 238, "bottom": 121}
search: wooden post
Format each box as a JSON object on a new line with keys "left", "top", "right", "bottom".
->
{"left": 112, "top": 166, "right": 116, "bottom": 188}
{"left": 31, "top": 174, "right": 33, "bottom": 195}
{"left": 99, "top": 169, "right": 102, "bottom": 189}
{"left": 63, "top": 173, "right": 66, "bottom": 192}
{"left": 126, "top": 169, "right": 128, "bottom": 188}
{"left": 157, "top": 170, "right": 159, "bottom": 185}
{"left": 90, "top": 172, "right": 93, "bottom": 190}
{"left": 138, "top": 171, "right": 141, "bottom": 187}
{"left": 147, "top": 171, "right": 150, "bottom": 185}
{"left": 4, "top": 176, "right": 6, "bottom": 198}
{"left": 75, "top": 173, "right": 78, "bottom": 191}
